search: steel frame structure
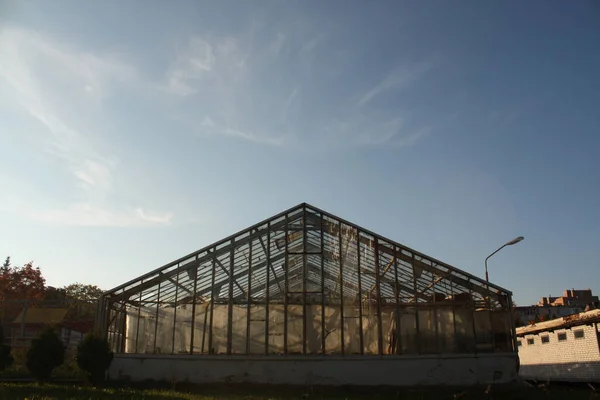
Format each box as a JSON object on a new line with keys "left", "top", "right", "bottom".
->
{"left": 99, "top": 203, "right": 516, "bottom": 357}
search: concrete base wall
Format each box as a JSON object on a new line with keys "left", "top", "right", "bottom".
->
{"left": 108, "top": 353, "right": 518, "bottom": 386}
{"left": 520, "top": 362, "right": 600, "bottom": 383}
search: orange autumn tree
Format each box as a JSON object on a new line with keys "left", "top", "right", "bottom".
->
{"left": 0, "top": 257, "right": 46, "bottom": 301}
{"left": 0, "top": 257, "right": 47, "bottom": 323}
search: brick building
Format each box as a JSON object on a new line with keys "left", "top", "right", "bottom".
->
{"left": 514, "top": 305, "right": 580, "bottom": 326}
{"left": 516, "top": 309, "right": 600, "bottom": 383}
{"left": 537, "top": 288, "right": 599, "bottom": 308}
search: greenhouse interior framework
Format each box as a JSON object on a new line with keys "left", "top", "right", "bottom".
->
{"left": 99, "top": 203, "right": 516, "bottom": 360}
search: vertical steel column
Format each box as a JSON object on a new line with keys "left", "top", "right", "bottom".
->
{"left": 201, "top": 304, "right": 208, "bottom": 353}
{"left": 265, "top": 223, "right": 271, "bottom": 355}
{"left": 208, "top": 253, "right": 216, "bottom": 354}
{"left": 507, "top": 293, "right": 517, "bottom": 352}
{"left": 320, "top": 214, "right": 326, "bottom": 354}
{"left": 134, "top": 281, "right": 143, "bottom": 354}
{"left": 356, "top": 229, "right": 364, "bottom": 355}
{"left": 227, "top": 239, "right": 235, "bottom": 355}
{"left": 338, "top": 222, "right": 345, "bottom": 355}
{"left": 153, "top": 282, "right": 161, "bottom": 354}
{"left": 393, "top": 246, "right": 401, "bottom": 355}
{"left": 485, "top": 281, "right": 496, "bottom": 352}
{"left": 412, "top": 253, "right": 421, "bottom": 354}
{"left": 189, "top": 255, "right": 199, "bottom": 355}
{"left": 469, "top": 285, "right": 478, "bottom": 354}
{"left": 374, "top": 238, "right": 384, "bottom": 356}
{"left": 450, "top": 277, "right": 458, "bottom": 352}
{"left": 302, "top": 209, "right": 308, "bottom": 355}
{"left": 284, "top": 214, "right": 289, "bottom": 355}
{"left": 246, "top": 236, "right": 253, "bottom": 355}
{"left": 119, "top": 301, "right": 127, "bottom": 354}
{"left": 171, "top": 266, "right": 180, "bottom": 354}
{"left": 432, "top": 269, "right": 440, "bottom": 353}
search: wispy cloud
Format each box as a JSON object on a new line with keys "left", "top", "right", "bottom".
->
{"left": 165, "top": 37, "right": 216, "bottom": 96}
{"left": 0, "top": 26, "right": 172, "bottom": 227}
{"left": 163, "top": 34, "right": 291, "bottom": 146}
{"left": 357, "top": 61, "right": 435, "bottom": 108}
{"left": 318, "top": 111, "right": 433, "bottom": 150}
{"left": 29, "top": 204, "right": 173, "bottom": 227}
{"left": 222, "top": 127, "right": 289, "bottom": 146}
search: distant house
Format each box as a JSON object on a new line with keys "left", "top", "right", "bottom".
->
{"left": 10, "top": 307, "right": 93, "bottom": 349}
{"left": 537, "top": 288, "right": 599, "bottom": 308}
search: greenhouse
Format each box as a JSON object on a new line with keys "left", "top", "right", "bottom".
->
{"left": 98, "top": 203, "right": 518, "bottom": 386}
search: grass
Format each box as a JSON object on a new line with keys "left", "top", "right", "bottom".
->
{"left": 0, "top": 382, "right": 598, "bottom": 400}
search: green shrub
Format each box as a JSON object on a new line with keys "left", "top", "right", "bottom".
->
{"left": 76, "top": 332, "right": 113, "bottom": 386}
{"left": 26, "top": 328, "right": 65, "bottom": 382}
{"left": 0, "top": 325, "right": 13, "bottom": 370}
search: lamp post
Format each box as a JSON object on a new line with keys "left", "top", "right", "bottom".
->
{"left": 485, "top": 236, "right": 524, "bottom": 284}
{"left": 484, "top": 236, "right": 524, "bottom": 354}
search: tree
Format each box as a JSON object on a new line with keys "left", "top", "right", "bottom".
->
{"left": 43, "top": 286, "right": 68, "bottom": 301}
{"left": 63, "top": 283, "right": 103, "bottom": 303}
{"left": 55, "top": 283, "right": 104, "bottom": 321}
{"left": 1, "top": 257, "right": 10, "bottom": 274}
{"left": 76, "top": 333, "right": 113, "bottom": 386}
{"left": 26, "top": 328, "right": 65, "bottom": 382}
{"left": 0, "top": 261, "right": 46, "bottom": 301}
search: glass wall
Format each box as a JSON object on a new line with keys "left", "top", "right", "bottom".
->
{"left": 102, "top": 204, "right": 515, "bottom": 357}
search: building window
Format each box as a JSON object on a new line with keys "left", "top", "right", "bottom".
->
{"left": 557, "top": 332, "right": 567, "bottom": 341}
{"left": 527, "top": 338, "right": 534, "bottom": 345}
{"left": 541, "top": 335, "right": 550, "bottom": 344}
{"left": 574, "top": 329, "right": 584, "bottom": 339}
{"left": 517, "top": 340, "right": 522, "bottom": 347}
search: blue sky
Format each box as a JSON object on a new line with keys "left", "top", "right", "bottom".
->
{"left": 1, "top": 0, "right": 598, "bottom": 305}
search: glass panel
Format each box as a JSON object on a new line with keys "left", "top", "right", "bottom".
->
{"left": 306, "top": 251, "right": 323, "bottom": 355}
{"left": 106, "top": 302, "right": 125, "bottom": 353}
{"left": 231, "top": 240, "right": 250, "bottom": 354}
{"left": 398, "top": 306, "right": 418, "bottom": 354}
{"left": 138, "top": 283, "right": 159, "bottom": 354}
{"left": 307, "top": 304, "right": 322, "bottom": 354}
{"left": 436, "top": 306, "right": 455, "bottom": 353}
{"left": 267, "top": 224, "right": 285, "bottom": 354}
{"left": 231, "top": 305, "right": 247, "bottom": 354}
{"left": 268, "top": 304, "right": 284, "bottom": 354}
{"left": 491, "top": 310, "right": 512, "bottom": 352}
{"left": 192, "top": 259, "right": 213, "bottom": 354}
{"left": 287, "top": 304, "right": 303, "bottom": 354}
{"left": 324, "top": 304, "right": 341, "bottom": 354}
{"left": 341, "top": 225, "right": 360, "bottom": 354}
{"left": 172, "top": 266, "right": 193, "bottom": 354}
{"left": 474, "top": 310, "right": 493, "bottom": 353}
{"left": 248, "top": 304, "right": 265, "bottom": 354}
{"left": 286, "top": 213, "right": 305, "bottom": 354}
{"left": 324, "top": 217, "right": 342, "bottom": 354}
{"left": 359, "top": 232, "right": 378, "bottom": 355}
{"left": 417, "top": 308, "right": 437, "bottom": 354}
{"left": 154, "top": 308, "right": 174, "bottom": 355}
{"left": 124, "top": 303, "right": 139, "bottom": 354}
{"left": 454, "top": 304, "right": 476, "bottom": 353}
{"left": 211, "top": 252, "right": 230, "bottom": 355}
{"left": 154, "top": 279, "right": 175, "bottom": 355}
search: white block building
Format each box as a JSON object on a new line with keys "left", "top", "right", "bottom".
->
{"left": 516, "top": 309, "right": 600, "bottom": 383}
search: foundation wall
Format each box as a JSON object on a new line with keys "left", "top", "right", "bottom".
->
{"left": 108, "top": 353, "right": 518, "bottom": 386}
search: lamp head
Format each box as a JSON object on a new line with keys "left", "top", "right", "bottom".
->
{"left": 506, "top": 236, "right": 524, "bottom": 246}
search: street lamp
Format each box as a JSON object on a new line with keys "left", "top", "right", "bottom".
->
{"left": 485, "top": 236, "right": 524, "bottom": 284}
